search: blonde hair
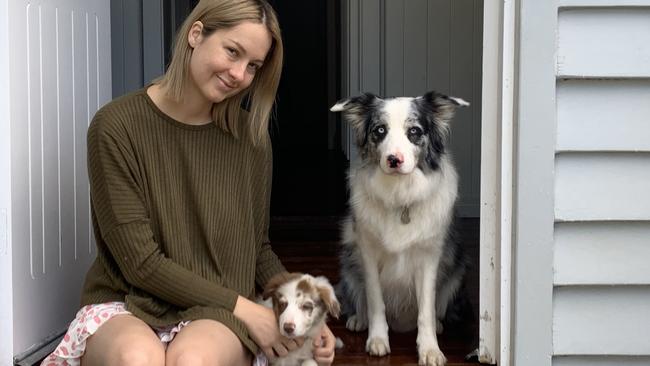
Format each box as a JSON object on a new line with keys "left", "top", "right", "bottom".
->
{"left": 158, "top": 0, "right": 283, "bottom": 145}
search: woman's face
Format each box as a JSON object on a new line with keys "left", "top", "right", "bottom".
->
{"left": 187, "top": 21, "right": 272, "bottom": 104}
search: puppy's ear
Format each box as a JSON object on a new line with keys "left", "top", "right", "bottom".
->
{"left": 330, "top": 93, "right": 381, "bottom": 148}
{"left": 315, "top": 277, "right": 341, "bottom": 319}
{"left": 263, "top": 272, "right": 301, "bottom": 300}
{"left": 421, "top": 91, "right": 469, "bottom": 125}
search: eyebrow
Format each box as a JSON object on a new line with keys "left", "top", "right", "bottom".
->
{"left": 229, "top": 39, "right": 265, "bottom": 65}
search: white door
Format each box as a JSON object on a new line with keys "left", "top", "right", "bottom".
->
{"left": 4, "top": 0, "right": 111, "bottom": 362}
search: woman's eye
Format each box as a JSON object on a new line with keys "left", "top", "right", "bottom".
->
{"left": 247, "top": 63, "right": 260, "bottom": 73}
{"left": 226, "top": 47, "right": 238, "bottom": 57}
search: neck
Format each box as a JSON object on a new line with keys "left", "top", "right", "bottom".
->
{"left": 148, "top": 83, "right": 213, "bottom": 125}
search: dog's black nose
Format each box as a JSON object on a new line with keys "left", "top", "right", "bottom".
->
{"left": 283, "top": 322, "right": 295, "bottom": 335}
{"left": 387, "top": 154, "right": 402, "bottom": 168}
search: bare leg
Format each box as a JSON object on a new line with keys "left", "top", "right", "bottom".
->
{"left": 166, "top": 319, "right": 253, "bottom": 366}
{"left": 81, "top": 314, "right": 165, "bottom": 366}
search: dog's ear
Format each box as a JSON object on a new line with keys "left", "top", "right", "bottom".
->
{"left": 263, "top": 272, "right": 301, "bottom": 300}
{"left": 420, "top": 91, "right": 469, "bottom": 125}
{"left": 314, "top": 276, "right": 341, "bottom": 319}
{"left": 330, "top": 93, "right": 381, "bottom": 146}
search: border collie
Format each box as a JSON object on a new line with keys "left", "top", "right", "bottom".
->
{"left": 262, "top": 273, "right": 341, "bottom": 366}
{"left": 331, "top": 91, "right": 469, "bottom": 366}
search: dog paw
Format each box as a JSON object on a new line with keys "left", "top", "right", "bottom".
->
{"left": 346, "top": 314, "right": 368, "bottom": 332}
{"left": 366, "top": 336, "right": 391, "bottom": 356}
{"left": 418, "top": 348, "right": 447, "bottom": 366}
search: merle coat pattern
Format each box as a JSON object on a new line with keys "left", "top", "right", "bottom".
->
{"left": 331, "top": 91, "right": 469, "bottom": 366}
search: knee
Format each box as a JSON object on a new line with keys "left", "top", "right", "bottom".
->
{"left": 167, "top": 351, "right": 213, "bottom": 366}
{"left": 111, "top": 343, "right": 165, "bottom": 366}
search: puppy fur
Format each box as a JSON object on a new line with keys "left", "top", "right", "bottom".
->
{"left": 331, "top": 91, "right": 469, "bottom": 366}
{"left": 262, "top": 273, "right": 341, "bottom": 366}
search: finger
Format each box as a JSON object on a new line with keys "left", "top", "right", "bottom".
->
{"left": 262, "top": 347, "right": 276, "bottom": 361}
{"left": 312, "top": 335, "right": 323, "bottom": 347}
{"left": 293, "top": 336, "right": 306, "bottom": 347}
{"left": 313, "top": 344, "right": 334, "bottom": 358}
{"left": 282, "top": 338, "right": 299, "bottom": 352}
{"left": 315, "top": 352, "right": 335, "bottom": 366}
{"left": 272, "top": 343, "right": 290, "bottom": 358}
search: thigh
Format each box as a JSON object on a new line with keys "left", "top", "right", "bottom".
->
{"left": 166, "top": 319, "right": 252, "bottom": 366}
{"left": 81, "top": 314, "right": 165, "bottom": 366}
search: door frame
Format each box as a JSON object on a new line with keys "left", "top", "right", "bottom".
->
{"left": 479, "top": 0, "right": 517, "bottom": 364}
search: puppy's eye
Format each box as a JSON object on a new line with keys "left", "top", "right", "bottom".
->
{"left": 278, "top": 300, "right": 288, "bottom": 311}
{"left": 374, "top": 126, "right": 386, "bottom": 135}
{"left": 408, "top": 127, "right": 422, "bottom": 136}
{"left": 301, "top": 302, "right": 314, "bottom": 311}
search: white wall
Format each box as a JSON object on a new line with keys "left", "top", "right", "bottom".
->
{"left": 0, "top": 0, "right": 15, "bottom": 364}
{"left": 8, "top": 0, "right": 111, "bottom": 358}
{"left": 551, "top": 3, "right": 650, "bottom": 365}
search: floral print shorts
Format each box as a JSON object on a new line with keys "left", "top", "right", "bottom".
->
{"left": 40, "top": 302, "right": 267, "bottom": 366}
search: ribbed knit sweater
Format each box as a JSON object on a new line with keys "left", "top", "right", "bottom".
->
{"left": 80, "top": 87, "right": 286, "bottom": 354}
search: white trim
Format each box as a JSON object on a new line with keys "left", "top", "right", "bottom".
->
{"left": 479, "top": 0, "right": 517, "bottom": 364}
{"left": 500, "top": 0, "right": 517, "bottom": 365}
{"left": 478, "top": 0, "right": 501, "bottom": 363}
{"left": 0, "top": 0, "right": 14, "bottom": 364}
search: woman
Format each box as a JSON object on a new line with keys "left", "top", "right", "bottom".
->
{"left": 41, "top": 1, "right": 336, "bottom": 365}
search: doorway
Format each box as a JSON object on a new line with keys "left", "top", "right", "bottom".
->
{"left": 267, "top": 0, "right": 348, "bottom": 217}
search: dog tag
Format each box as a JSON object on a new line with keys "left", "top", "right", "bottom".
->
{"left": 400, "top": 206, "right": 411, "bottom": 224}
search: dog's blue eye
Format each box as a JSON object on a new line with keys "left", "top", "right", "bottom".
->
{"left": 409, "top": 127, "right": 422, "bottom": 136}
{"left": 375, "top": 126, "right": 386, "bottom": 135}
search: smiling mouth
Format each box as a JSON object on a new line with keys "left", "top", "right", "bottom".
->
{"left": 217, "top": 76, "right": 236, "bottom": 90}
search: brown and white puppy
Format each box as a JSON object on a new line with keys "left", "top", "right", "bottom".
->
{"left": 262, "top": 273, "right": 341, "bottom": 366}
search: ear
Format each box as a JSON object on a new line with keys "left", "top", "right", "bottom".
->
{"left": 315, "top": 277, "right": 341, "bottom": 319}
{"left": 263, "top": 272, "right": 302, "bottom": 300}
{"left": 329, "top": 93, "right": 381, "bottom": 148}
{"left": 421, "top": 91, "right": 469, "bottom": 125}
{"left": 262, "top": 272, "right": 288, "bottom": 300}
{"left": 187, "top": 21, "right": 204, "bottom": 48}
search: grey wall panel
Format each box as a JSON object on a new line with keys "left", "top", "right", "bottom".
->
{"left": 385, "top": 0, "right": 404, "bottom": 97}
{"left": 342, "top": 0, "right": 483, "bottom": 217}
{"left": 403, "top": 0, "right": 428, "bottom": 96}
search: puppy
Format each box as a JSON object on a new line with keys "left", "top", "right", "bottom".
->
{"left": 331, "top": 91, "right": 469, "bottom": 366}
{"left": 262, "top": 273, "right": 341, "bottom": 366}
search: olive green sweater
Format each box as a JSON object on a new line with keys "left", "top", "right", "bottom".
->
{"left": 80, "top": 88, "right": 286, "bottom": 354}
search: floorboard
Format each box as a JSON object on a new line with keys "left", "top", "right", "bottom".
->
{"left": 270, "top": 216, "right": 481, "bottom": 366}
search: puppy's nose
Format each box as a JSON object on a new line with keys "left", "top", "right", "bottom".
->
{"left": 283, "top": 322, "right": 295, "bottom": 335}
{"left": 387, "top": 154, "right": 403, "bottom": 168}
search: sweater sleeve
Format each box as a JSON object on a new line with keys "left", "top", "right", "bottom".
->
{"left": 254, "top": 137, "right": 287, "bottom": 288}
{"left": 88, "top": 113, "right": 239, "bottom": 311}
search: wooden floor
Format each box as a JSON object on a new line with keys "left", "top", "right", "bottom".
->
{"left": 269, "top": 216, "right": 481, "bottom": 366}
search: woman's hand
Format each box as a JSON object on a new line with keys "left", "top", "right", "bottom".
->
{"left": 312, "top": 324, "right": 336, "bottom": 366}
{"left": 233, "top": 296, "right": 304, "bottom": 360}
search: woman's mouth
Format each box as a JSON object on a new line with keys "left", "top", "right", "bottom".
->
{"left": 217, "top": 76, "right": 236, "bottom": 90}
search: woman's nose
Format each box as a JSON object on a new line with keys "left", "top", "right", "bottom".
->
{"left": 228, "top": 61, "right": 247, "bottom": 83}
